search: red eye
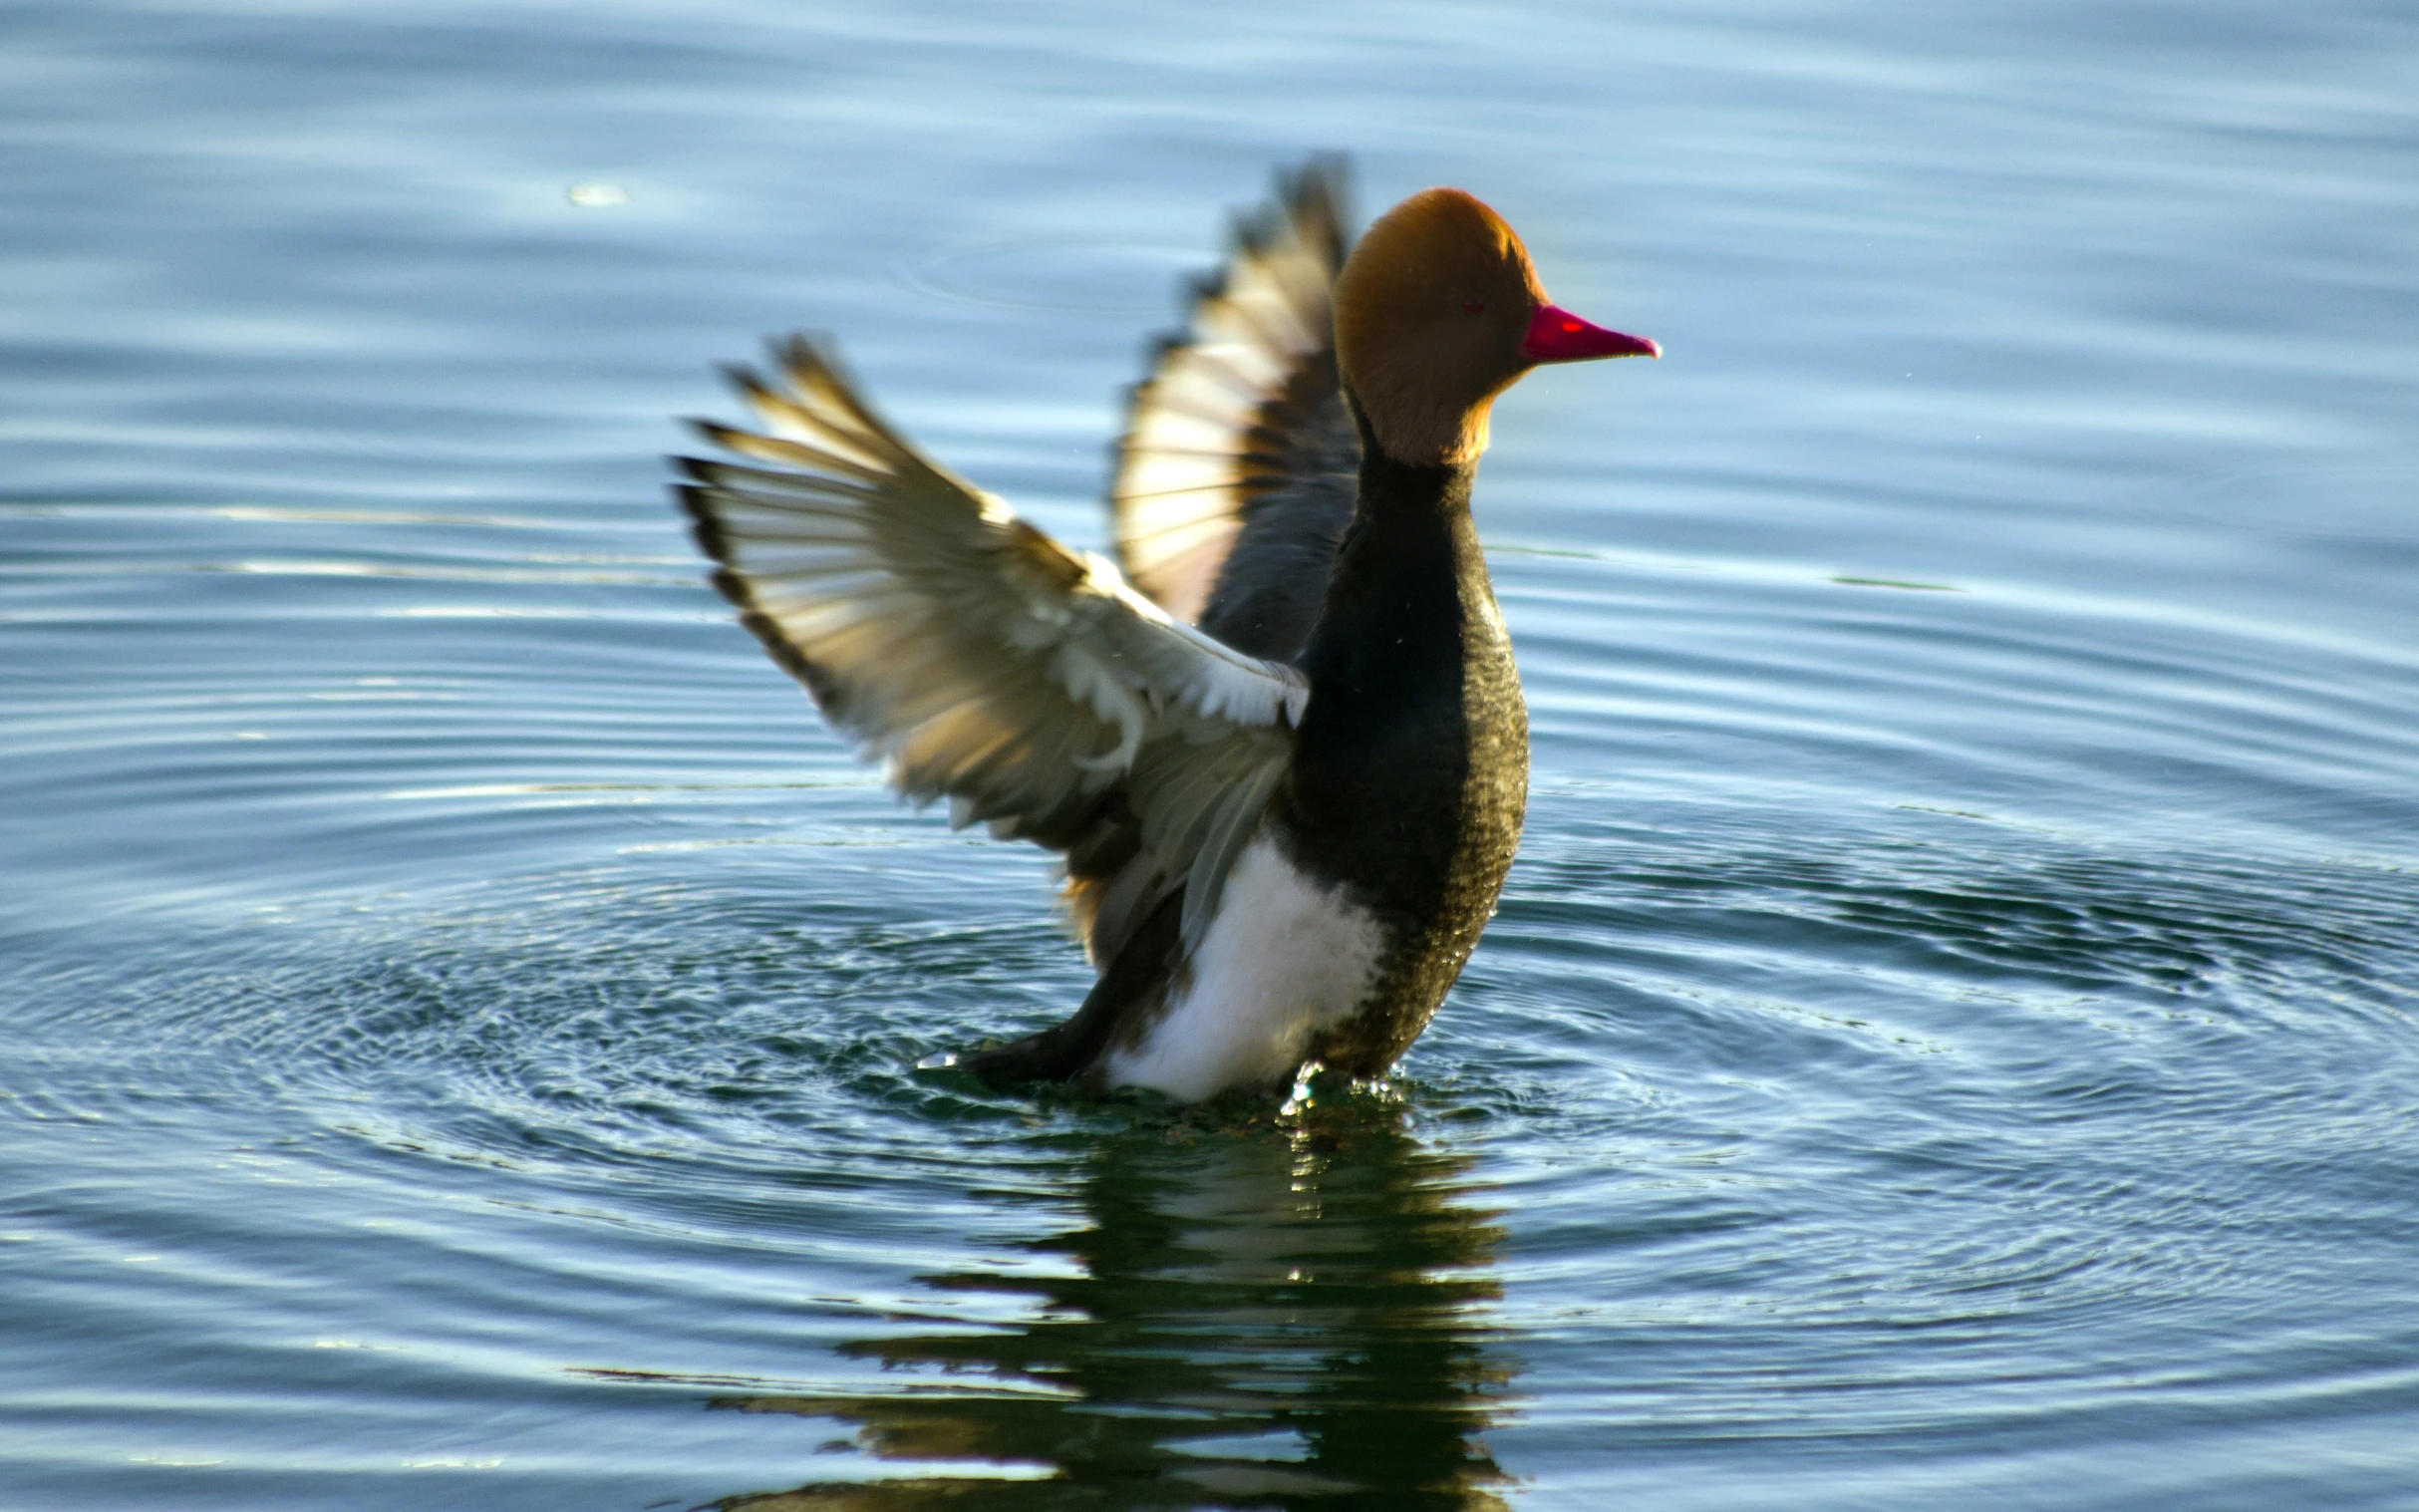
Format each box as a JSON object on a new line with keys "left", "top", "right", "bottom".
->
{"left": 1461, "top": 294, "right": 1486, "bottom": 314}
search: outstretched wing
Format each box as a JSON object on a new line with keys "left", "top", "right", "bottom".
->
{"left": 1110, "top": 156, "right": 1363, "bottom": 664}
{"left": 675, "top": 336, "right": 1304, "bottom": 959}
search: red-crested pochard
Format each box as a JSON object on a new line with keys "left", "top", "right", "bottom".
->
{"left": 676, "top": 159, "right": 1656, "bottom": 1102}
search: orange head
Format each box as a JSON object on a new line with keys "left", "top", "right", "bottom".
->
{"left": 1334, "top": 187, "right": 1657, "bottom": 466}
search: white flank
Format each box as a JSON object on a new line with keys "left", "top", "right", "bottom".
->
{"left": 1101, "top": 834, "right": 1385, "bottom": 1101}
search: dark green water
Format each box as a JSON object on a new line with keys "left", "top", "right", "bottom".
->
{"left": 4, "top": 2, "right": 2417, "bottom": 1507}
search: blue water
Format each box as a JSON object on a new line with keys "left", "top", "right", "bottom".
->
{"left": 5, "top": 2, "right": 2417, "bottom": 1507}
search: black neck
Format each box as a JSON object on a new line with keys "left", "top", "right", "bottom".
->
{"left": 1268, "top": 394, "right": 1531, "bottom": 1060}
{"left": 1296, "top": 397, "right": 1483, "bottom": 712}
{"left": 1287, "top": 388, "right": 1494, "bottom": 825}
{"left": 1278, "top": 392, "right": 1516, "bottom": 917}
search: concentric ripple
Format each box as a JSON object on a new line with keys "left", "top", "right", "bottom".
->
{"left": 6, "top": 0, "right": 2419, "bottom": 1506}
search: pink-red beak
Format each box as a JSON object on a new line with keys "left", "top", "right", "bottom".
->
{"left": 1521, "top": 303, "right": 1661, "bottom": 364}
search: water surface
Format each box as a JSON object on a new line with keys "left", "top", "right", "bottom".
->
{"left": 4, "top": 1, "right": 2417, "bottom": 1507}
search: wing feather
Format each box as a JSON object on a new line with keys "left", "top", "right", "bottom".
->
{"left": 676, "top": 335, "right": 1305, "bottom": 960}
{"left": 1110, "top": 155, "right": 1362, "bottom": 662}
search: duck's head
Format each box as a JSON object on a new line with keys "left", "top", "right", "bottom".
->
{"left": 1335, "top": 187, "right": 1658, "bottom": 467}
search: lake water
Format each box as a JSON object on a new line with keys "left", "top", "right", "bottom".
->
{"left": 4, "top": 1, "right": 2417, "bottom": 1507}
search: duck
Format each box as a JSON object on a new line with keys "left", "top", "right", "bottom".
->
{"left": 675, "top": 158, "right": 1657, "bottom": 1102}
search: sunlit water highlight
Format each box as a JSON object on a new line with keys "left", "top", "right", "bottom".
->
{"left": 4, "top": 1, "right": 2416, "bottom": 1507}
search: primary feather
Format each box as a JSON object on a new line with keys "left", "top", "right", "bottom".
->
{"left": 675, "top": 337, "right": 1305, "bottom": 969}
{"left": 1111, "top": 157, "right": 1361, "bottom": 662}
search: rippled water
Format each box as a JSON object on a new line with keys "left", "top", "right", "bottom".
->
{"left": 5, "top": 1, "right": 2417, "bottom": 1507}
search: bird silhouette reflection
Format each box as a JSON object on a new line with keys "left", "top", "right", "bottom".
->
{"left": 714, "top": 1089, "right": 1518, "bottom": 1510}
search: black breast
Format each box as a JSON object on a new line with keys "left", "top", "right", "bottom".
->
{"left": 1270, "top": 444, "right": 1529, "bottom": 1073}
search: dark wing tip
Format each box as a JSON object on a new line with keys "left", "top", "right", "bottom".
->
{"left": 1241, "top": 152, "right": 1353, "bottom": 270}
{"left": 716, "top": 332, "right": 845, "bottom": 418}
{"left": 673, "top": 470, "right": 843, "bottom": 710}
{"left": 730, "top": 599, "right": 846, "bottom": 710}
{"left": 715, "top": 361, "right": 766, "bottom": 402}
{"left": 766, "top": 329, "right": 848, "bottom": 389}
{"left": 671, "top": 479, "right": 735, "bottom": 565}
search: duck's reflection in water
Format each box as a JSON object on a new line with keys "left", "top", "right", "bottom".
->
{"left": 717, "top": 1094, "right": 1517, "bottom": 1510}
